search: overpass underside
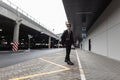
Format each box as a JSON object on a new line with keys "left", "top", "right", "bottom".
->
{"left": 63, "top": 0, "right": 120, "bottom": 61}
{"left": 0, "top": 15, "right": 58, "bottom": 50}
{"left": 62, "top": 0, "right": 112, "bottom": 44}
{"left": 0, "top": 1, "right": 59, "bottom": 50}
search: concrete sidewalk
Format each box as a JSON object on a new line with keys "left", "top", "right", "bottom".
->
{"left": 77, "top": 49, "right": 120, "bottom": 80}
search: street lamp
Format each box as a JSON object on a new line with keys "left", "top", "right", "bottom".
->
{"left": 41, "top": 31, "right": 44, "bottom": 34}
{"left": 0, "top": 29, "right": 2, "bottom": 32}
{"left": 52, "top": 28, "right": 55, "bottom": 33}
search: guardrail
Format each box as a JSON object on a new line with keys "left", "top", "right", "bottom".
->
{"left": 0, "top": 0, "right": 46, "bottom": 29}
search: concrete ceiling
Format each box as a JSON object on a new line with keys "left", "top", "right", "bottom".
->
{"left": 62, "top": 0, "right": 112, "bottom": 41}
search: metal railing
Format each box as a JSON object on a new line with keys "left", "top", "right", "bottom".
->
{"left": 1, "top": 0, "right": 46, "bottom": 28}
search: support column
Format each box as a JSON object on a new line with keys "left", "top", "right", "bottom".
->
{"left": 48, "top": 36, "right": 51, "bottom": 48}
{"left": 28, "top": 35, "right": 33, "bottom": 51}
{"left": 12, "top": 19, "right": 22, "bottom": 52}
{"left": 58, "top": 40, "right": 60, "bottom": 48}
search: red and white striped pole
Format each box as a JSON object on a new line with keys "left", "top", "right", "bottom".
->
{"left": 12, "top": 42, "right": 19, "bottom": 52}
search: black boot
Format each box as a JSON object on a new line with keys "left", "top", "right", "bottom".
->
{"left": 65, "top": 59, "right": 68, "bottom": 62}
{"left": 67, "top": 61, "right": 74, "bottom": 65}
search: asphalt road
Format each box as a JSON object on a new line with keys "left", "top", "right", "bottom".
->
{"left": 0, "top": 48, "right": 65, "bottom": 68}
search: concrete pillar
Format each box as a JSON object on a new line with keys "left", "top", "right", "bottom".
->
{"left": 12, "top": 7, "right": 23, "bottom": 52}
{"left": 57, "top": 40, "right": 60, "bottom": 48}
{"left": 48, "top": 36, "right": 51, "bottom": 48}
{"left": 12, "top": 19, "right": 22, "bottom": 51}
{"left": 13, "top": 22, "right": 20, "bottom": 42}
{"left": 28, "top": 35, "right": 33, "bottom": 50}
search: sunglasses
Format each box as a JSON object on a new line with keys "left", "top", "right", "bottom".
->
{"left": 67, "top": 26, "right": 71, "bottom": 27}
{"left": 67, "top": 24, "right": 71, "bottom": 27}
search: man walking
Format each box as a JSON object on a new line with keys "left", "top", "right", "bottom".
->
{"left": 61, "top": 22, "right": 75, "bottom": 65}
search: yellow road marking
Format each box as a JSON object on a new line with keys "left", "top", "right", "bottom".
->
{"left": 39, "top": 58, "right": 69, "bottom": 69}
{"left": 41, "top": 55, "right": 64, "bottom": 59}
{"left": 9, "top": 58, "right": 70, "bottom": 80}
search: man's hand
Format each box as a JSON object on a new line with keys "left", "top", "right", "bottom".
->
{"left": 72, "top": 45, "right": 75, "bottom": 50}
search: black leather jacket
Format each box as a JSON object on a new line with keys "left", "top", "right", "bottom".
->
{"left": 61, "top": 30, "right": 74, "bottom": 46}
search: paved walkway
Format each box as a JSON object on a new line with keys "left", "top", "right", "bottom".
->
{"left": 0, "top": 49, "right": 80, "bottom": 80}
{"left": 77, "top": 49, "right": 120, "bottom": 80}
{"left": 1, "top": 49, "right": 120, "bottom": 80}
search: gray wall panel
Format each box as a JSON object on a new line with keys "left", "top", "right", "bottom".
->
{"left": 82, "top": 0, "right": 120, "bottom": 61}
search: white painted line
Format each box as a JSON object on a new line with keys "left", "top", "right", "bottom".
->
{"left": 75, "top": 50, "right": 86, "bottom": 80}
